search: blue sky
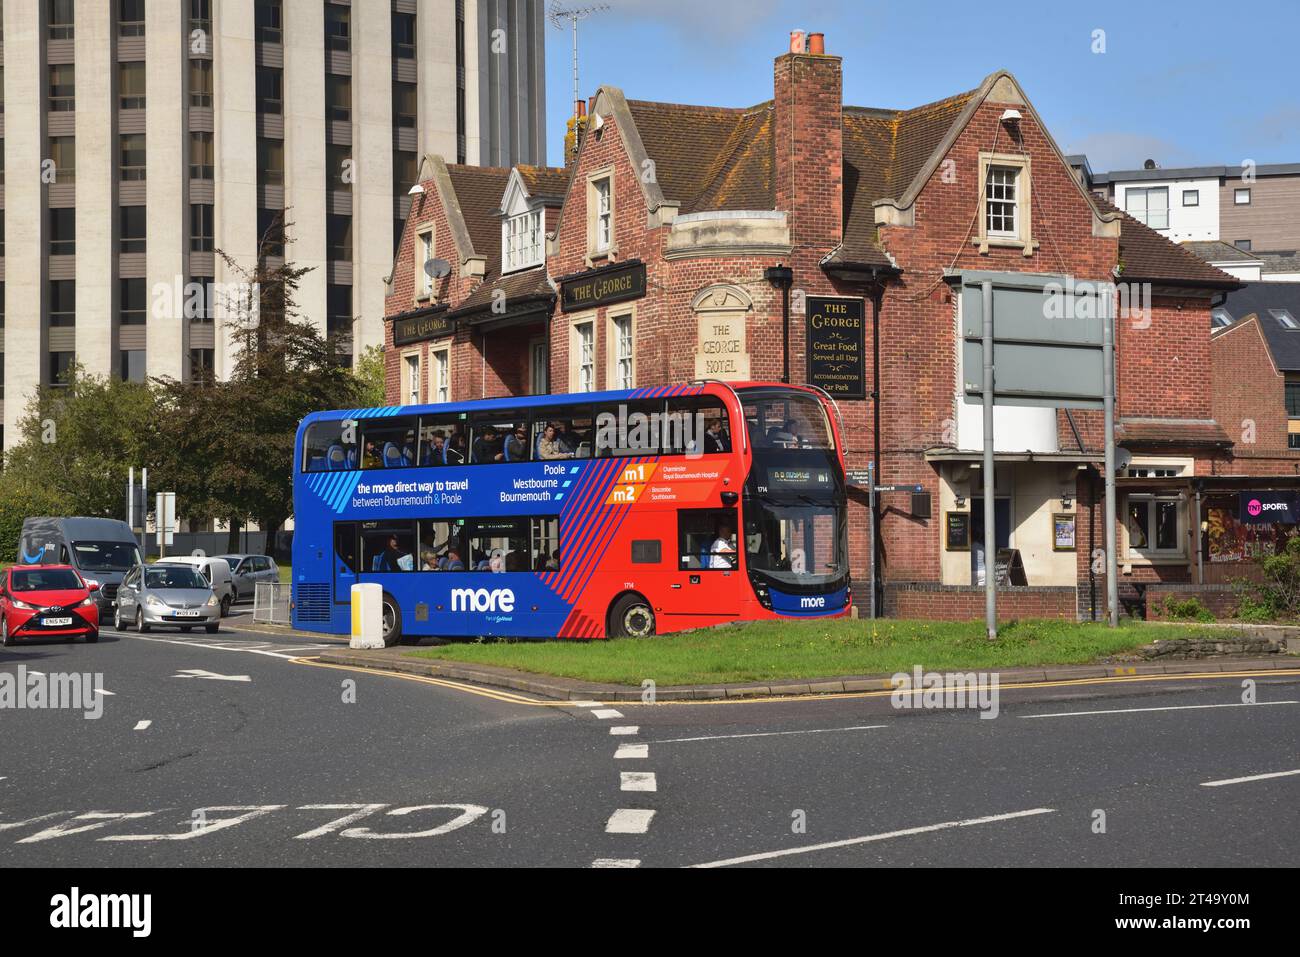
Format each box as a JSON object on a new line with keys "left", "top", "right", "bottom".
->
{"left": 541, "top": 0, "right": 1300, "bottom": 173}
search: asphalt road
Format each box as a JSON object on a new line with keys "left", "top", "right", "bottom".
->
{"left": 1, "top": 617, "right": 1297, "bottom": 868}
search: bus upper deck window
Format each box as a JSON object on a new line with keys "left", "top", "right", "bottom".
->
{"left": 304, "top": 420, "right": 359, "bottom": 472}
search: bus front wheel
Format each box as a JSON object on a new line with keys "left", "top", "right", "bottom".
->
{"left": 382, "top": 594, "right": 403, "bottom": 647}
{"left": 609, "top": 594, "right": 656, "bottom": 639}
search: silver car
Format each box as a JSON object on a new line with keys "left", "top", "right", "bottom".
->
{"left": 214, "top": 554, "right": 280, "bottom": 602}
{"left": 113, "top": 564, "right": 221, "bottom": 634}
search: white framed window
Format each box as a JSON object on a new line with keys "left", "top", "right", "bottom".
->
{"left": 985, "top": 166, "right": 1019, "bottom": 237}
{"left": 503, "top": 209, "right": 543, "bottom": 273}
{"left": 1182, "top": 189, "right": 1199, "bottom": 207}
{"left": 588, "top": 170, "right": 614, "bottom": 258}
{"left": 415, "top": 228, "right": 435, "bottom": 299}
{"left": 1125, "top": 494, "right": 1184, "bottom": 558}
{"left": 1125, "top": 186, "right": 1169, "bottom": 229}
{"left": 402, "top": 352, "right": 421, "bottom": 406}
{"left": 1211, "top": 307, "right": 1234, "bottom": 328}
{"left": 430, "top": 345, "right": 450, "bottom": 403}
{"left": 572, "top": 319, "right": 595, "bottom": 392}
{"left": 610, "top": 312, "right": 634, "bottom": 389}
{"left": 1234, "top": 188, "right": 1251, "bottom": 205}
{"left": 974, "top": 153, "right": 1035, "bottom": 255}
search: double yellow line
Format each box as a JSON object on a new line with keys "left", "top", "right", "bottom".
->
{"left": 291, "top": 656, "right": 1300, "bottom": 708}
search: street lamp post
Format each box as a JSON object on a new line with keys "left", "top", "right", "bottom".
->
{"left": 765, "top": 264, "right": 794, "bottom": 384}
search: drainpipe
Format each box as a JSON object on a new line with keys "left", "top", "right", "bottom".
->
{"left": 765, "top": 265, "right": 795, "bottom": 384}
{"left": 871, "top": 280, "right": 884, "bottom": 617}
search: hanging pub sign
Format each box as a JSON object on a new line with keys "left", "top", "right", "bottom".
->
{"left": 806, "top": 296, "right": 866, "bottom": 400}
{"left": 1239, "top": 490, "right": 1300, "bottom": 525}
{"left": 560, "top": 261, "right": 647, "bottom": 313}
{"left": 391, "top": 307, "right": 455, "bottom": 347}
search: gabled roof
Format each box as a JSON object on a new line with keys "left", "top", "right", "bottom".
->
{"left": 1221, "top": 282, "right": 1300, "bottom": 372}
{"left": 516, "top": 164, "right": 570, "bottom": 203}
{"left": 443, "top": 164, "right": 554, "bottom": 320}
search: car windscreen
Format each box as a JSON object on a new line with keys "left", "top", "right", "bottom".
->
{"left": 11, "top": 568, "right": 84, "bottom": 592}
{"left": 145, "top": 567, "right": 209, "bottom": 590}
{"left": 72, "top": 540, "right": 143, "bottom": 571}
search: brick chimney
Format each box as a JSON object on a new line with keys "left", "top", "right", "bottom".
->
{"left": 773, "top": 32, "right": 843, "bottom": 248}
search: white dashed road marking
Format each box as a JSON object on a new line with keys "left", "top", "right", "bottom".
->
{"left": 691, "top": 808, "right": 1058, "bottom": 868}
{"left": 570, "top": 701, "right": 601, "bottom": 708}
{"left": 605, "top": 809, "right": 656, "bottom": 834}
{"left": 610, "top": 726, "right": 639, "bottom": 735}
{"left": 591, "top": 708, "right": 624, "bottom": 719}
{"left": 614, "top": 743, "right": 648, "bottom": 759}
{"left": 1201, "top": 768, "right": 1300, "bottom": 788}
{"left": 620, "top": 772, "right": 657, "bottom": 792}
{"left": 133, "top": 720, "right": 152, "bottom": 731}
{"left": 591, "top": 858, "right": 641, "bottom": 868}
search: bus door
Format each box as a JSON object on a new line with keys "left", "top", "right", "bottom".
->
{"left": 332, "top": 522, "right": 360, "bottom": 605}
{"left": 668, "top": 508, "right": 742, "bottom": 620}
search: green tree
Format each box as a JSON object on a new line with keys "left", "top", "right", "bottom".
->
{"left": 4, "top": 365, "right": 160, "bottom": 518}
{"left": 0, "top": 473, "right": 76, "bottom": 561}
{"left": 353, "top": 344, "right": 388, "bottom": 408}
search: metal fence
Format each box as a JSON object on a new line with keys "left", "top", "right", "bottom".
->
{"left": 253, "top": 581, "right": 292, "bottom": 625}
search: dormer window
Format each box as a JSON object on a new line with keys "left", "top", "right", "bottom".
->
{"left": 503, "top": 209, "right": 543, "bottom": 273}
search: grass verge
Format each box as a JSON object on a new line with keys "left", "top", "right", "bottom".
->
{"left": 405, "top": 618, "right": 1234, "bottom": 686}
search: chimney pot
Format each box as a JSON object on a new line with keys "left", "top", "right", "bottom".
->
{"left": 789, "top": 29, "right": 807, "bottom": 54}
{"left": 808, "top": 32, "right": 825, "bottom": 55}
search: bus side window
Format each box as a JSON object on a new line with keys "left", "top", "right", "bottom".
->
{"left": 304, "top": 420, "right": 359, "bottom": 472}
{"left": 665, "top": 398, "right": 730, "bottom": 455}
{"left": 678, "top": 509, "right": 738, "bottom": 571}
{"left": 334, "top": 524, "right": 360, "bottom": 573}
{"left": 360, "top": 418, "right": 420, "bottom": 470}
{"left": 359, "top": 523, "right": 417, "bottom": 572}
{"left": 595, "top": 399, "right": 664, "bottom": 458}
{"left": 532, "top": 517, "right": 560, "bottom": 571}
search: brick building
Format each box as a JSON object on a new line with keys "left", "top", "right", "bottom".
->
{"left": 384, "top": 32, "right": 1244, "bottom": 621}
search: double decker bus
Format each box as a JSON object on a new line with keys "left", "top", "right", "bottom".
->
{"left": 291, "top": 382, "right": 850, "bottom": 643}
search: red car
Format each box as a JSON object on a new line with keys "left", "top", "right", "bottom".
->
{"left": 0, "top": 564, "right": 101, "bottom": 645}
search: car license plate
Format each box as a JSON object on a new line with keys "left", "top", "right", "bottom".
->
{"left": 173, "top": 610, "right": 201, "bottom": 618}
{"left": 42, "top": 616, "right": 74, "bottom": 627}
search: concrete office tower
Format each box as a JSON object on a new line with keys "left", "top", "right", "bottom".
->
{"left": 0, "top": 0, "right": 546, "bottom": 452}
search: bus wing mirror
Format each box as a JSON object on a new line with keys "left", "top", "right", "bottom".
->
{"left": 721, "top": 491, "right": 739, "bottom": 507}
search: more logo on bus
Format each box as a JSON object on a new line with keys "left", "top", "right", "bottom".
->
{"left": 800, "top": 596, "right": 826, "bottom": 609}
{"left": 451, "top": 588, "right": 516, "bottom": 614}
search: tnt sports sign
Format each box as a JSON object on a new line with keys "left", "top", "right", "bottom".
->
{"left": 451, "top": 587, "right": 516, "bottom": 614}
{"left": 1240, "top": 491, "right": 1300, "bottom": 525}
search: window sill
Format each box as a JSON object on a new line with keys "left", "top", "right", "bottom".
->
{"left": 1123, "top": 554, "right": 1189, "bottom": 568}
{"left": 586, "top": 247, "right": 617, "bottom": 267}
{"left": 973, "top": 235, "right": 1039, "bottom": 257}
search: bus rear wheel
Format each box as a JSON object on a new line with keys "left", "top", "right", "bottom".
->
{"left": 609, "top": 594, "right": 656, "bottom": 639}
{"left": 382, "top": 594, "right": 403, "bottom": 647}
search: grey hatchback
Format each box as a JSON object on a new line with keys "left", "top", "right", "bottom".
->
{"left": 113, "top": 564, "right": 221, "bottom": 633}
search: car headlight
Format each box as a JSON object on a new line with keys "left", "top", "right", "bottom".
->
{"left": 10, "top": 599, "right": 36, "bottom": 611}
{"left": 146, "top": 595, "right": 165, "bottom": 608}
{"left": 80, "top": 596, "right": 97, "bottom": 607}
{"left": 206, "top": 594, "right": 218, "bottom": 607}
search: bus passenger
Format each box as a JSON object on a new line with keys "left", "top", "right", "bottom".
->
{"left": 704, "top": 418, "right": 730, "bottom": 454}
{"left": 445, "top": 432, "right": 468, "bottom": 466}
{"left": 420, "top": 549, "right": 438, "bottom": 571}
{"left": 538, "top": 424, "right": 574, "bottom": 460}
{"left": 473, "top": 427, "right": 504, "bottom": 463}
{"left": 441, "top": 548, "right": 465, "bottom": 572}
{"left": 504, "top": 426, "right": 529, "bottom": 462}
{"left": 362, "top": 439, "right": 382, "bottom": 469}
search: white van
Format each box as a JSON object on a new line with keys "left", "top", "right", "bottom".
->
{"left": 155, "top": 556, "right": 236, "bottom": 617}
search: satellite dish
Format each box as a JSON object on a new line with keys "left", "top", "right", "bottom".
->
{"left": 424, "top": 258, "right": 452, "bottom": 279}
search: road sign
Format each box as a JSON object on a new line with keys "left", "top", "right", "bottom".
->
{"left": 873, "top": 484, "right": 923, "bottom": 494}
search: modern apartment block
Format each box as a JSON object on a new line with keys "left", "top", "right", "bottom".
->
{"left": 1074, "top": 157, "right": 1300, "bottom": 255}
{"left": 0, "top": 0, "right": 546, "bottom": 452}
